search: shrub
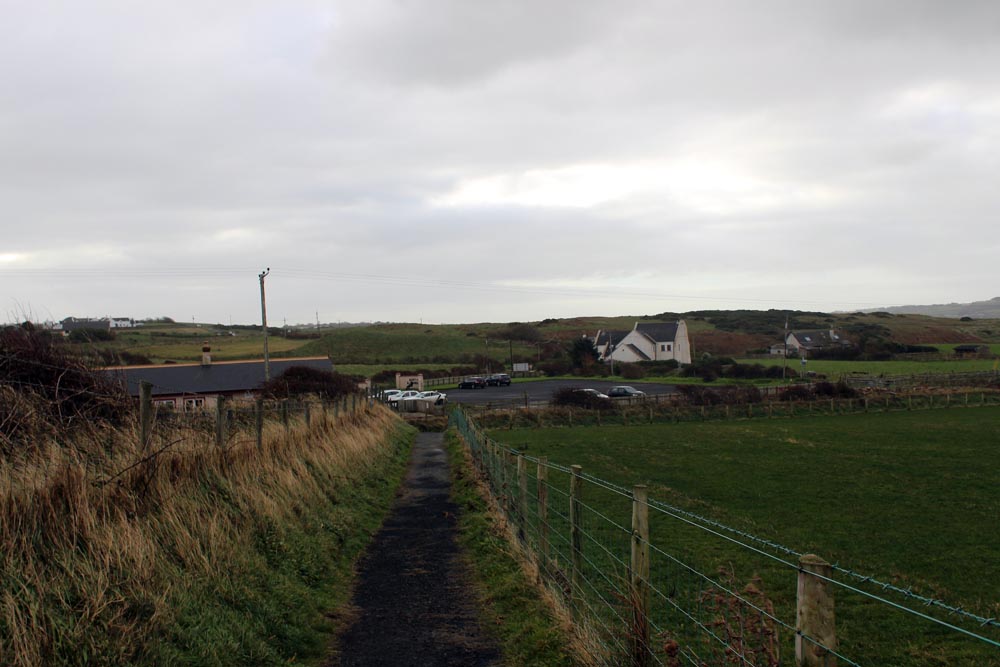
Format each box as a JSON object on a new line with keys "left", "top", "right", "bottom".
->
{"left": 68, "top": 328, "right": 115, "bottom": 342}
{"left": 538, "top": 360, "right": 572, "bottom": 377}
{"left": 259, "top": 367, "right": 360, "bottom": 399}
{"left": 777, "top": 385, "right": 813, "bottom": 401}
{"left": 0, "top": 325, "right": 130, "bottom": 448}
{"left": 551, "top": 388, "right": 613, "bottom": 410}
{"left": 620, "top": 364, "right": 645, "bottom": 380}
{"left": 636, "top": 360, "right": 679, "bottom": 376}
{"left": 813, "top": 380, "right": 859, "bottom": 399}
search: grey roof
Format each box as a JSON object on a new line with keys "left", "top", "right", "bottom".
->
{"left": 596, "top": 330, "right": 629, "bottom": 346}
{"left": 789, "top": 330, "right": 846, "bottom": 349}
{"left": 61, "top": 318, "right": 111, "bottom": 332}
{"left": 105, "top": 357, "right": 334, "bottom": 397}
{"left": 635, "top": 322, "right": 679, "bottom": 343}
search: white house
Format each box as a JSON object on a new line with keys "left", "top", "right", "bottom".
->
{"left": 595, "top": 321, "right": 692, "bottom": 365}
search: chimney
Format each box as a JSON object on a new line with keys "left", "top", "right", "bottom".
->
{"left": 201, "top": 343, "right": 211, "bottom": 366}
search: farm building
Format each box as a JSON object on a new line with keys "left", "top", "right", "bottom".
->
{"left": 104, "top": 351, "right": 335, "bottom": 410}
{"left": 784, "top": 329, "right": 852, "bottom": 357}
{"left": 595, "top": 321, "right": 692, "bottom": 365}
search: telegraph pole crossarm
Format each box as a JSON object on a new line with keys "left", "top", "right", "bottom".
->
{"left": 259, "top": 268, "right": 271, "bottom": 381}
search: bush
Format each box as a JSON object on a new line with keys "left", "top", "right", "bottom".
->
{"left": 813, "top": 380, "right": 859, "bottom": 399}
{"left": 550, "top": 388, "right": 613, "bottom": 410}
{"left": 259, "top": 367, "right": 361, "bottom": 399}
{"left": 777, "top": 385, "right": 813, "bottom": 401}
{"left": 68, "top": 328, "right": 115, "bottom": 342}
{"left": 619, "top": 364, "right": 645, "bottom": 380}
{"left": 636, "top": 360, "right": 679, "bottom": 376}
{"left": 537, "top": 360, "right": 572, "bottom": 377}
{"left": 677, "top": 385, "right": 762, "bottom": 406}
{"left": 0, "top": 325, "right": 130, "bottom": 448}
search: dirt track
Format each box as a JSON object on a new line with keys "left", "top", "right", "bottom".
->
{"left": 332, "top": 432, "right": 501, "bottom": 666}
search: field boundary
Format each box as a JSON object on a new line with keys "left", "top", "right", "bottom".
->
{"left": 449, "top": 408, "right": 1000, "bottom": 666}
{"left": 466, "top": 388, "right": 1000, "bottom": 430}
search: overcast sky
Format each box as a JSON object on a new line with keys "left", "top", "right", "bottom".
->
{"left": 2, "top": 1, "right": 998, "bottom": 325}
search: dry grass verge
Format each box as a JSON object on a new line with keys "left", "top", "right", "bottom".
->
{"left": 1, "top": 404, "right": 412, "bottom": 666}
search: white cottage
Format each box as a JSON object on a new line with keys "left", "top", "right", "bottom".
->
{"left": 596, "top": 321, "right": 692, "bottom": 365}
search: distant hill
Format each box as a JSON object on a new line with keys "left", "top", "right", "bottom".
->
{"left": 864, "top": 297, "right": 1000, "bottom": 319}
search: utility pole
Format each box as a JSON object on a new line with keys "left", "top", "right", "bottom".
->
{"left": 509, "top": 339, "right": 513, "bottom": 372}
{"left": 259, "top": 268, "right": 271, "bottom": 381}
{"left": 782, "top": 314, "right": 789, "bottom": 381}
{"left": 485, "top": 336, "right": 490, "bottom": 374}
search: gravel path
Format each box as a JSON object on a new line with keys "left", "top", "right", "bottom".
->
{"left": 332, "top": 432, "right": 502, "bottom": 667}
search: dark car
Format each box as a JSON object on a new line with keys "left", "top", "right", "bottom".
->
{"left": 607, "top": 385, "right": 647, "bottom": 398}
{"left": 485, "top": 373, "right": 511, "bottom": 386}
{"left": 458, "top": 376, "right": 487, "bottom": 389}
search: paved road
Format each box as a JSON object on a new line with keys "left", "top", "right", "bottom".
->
{"left": 334, "top": 432, "right": 501, "bottom": 667}
{"left": 445, "top": 379, "right": 678, "bottom": 406}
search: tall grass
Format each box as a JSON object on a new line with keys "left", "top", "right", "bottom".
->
{"left": 1, "top": 403, "right": 410, "bottom": 666}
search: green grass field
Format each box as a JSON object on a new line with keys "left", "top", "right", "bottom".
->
{"left": 737, "top": 357, "right": 1000, "bottom": 377}
{"left": 486, "top": 408, "right": 1000, "bottom": 665}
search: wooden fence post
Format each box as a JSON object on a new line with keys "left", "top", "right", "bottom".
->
{"left": 796, "top": 554, "right": 837, "bottom": 667}
{"left": 139, "top": 380, "right": 153, "bottom": 450}
{"left": 570, "top": 465, "right": 583, "bottom": 611}
{"left": 538, "top": 457, "right": 549, "bottom": 560}
{"left": 517, "top": 454, "right": 527, "bottom": 541}
{"left": 304, "top": 401, "right": 311, "bottom": 427}
{"left": 631, "top": 485, "right": 651, "bottom": 666}
{"left": 255, "top": 397, "right": 264, "bottom": 450}
{"left": 215, "top": 395, "right": 227, "bottom": 448}
{"left": 281, "top": 399, "right": 289, "bottom": 430}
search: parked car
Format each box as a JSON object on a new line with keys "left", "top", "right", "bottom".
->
{"left": 381, "top": 389, "right": 402, "bottom": 401}
{"left": 574, "top": 388, "right": 610, "bottom": 400}
{"left": 416, "top": 390, "right": 447, "bottom": 405}
{"left": 485, "top": 373, "right": 511, "bottom": 386}
{"left": 608, "top": 386, "right": 646, "bottom": 398}
{"left": 458, "top": 376, "right": 487, "bottom": 389}
{"left": 392, "top": 390, "right": 422, "bottom": 406}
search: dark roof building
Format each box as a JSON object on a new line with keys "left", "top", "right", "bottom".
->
{"left": 60, "top": 317, "right": 111, "bottom": 332}
{"left": 105, "top": 356, "right": 334, "bottom": 399}
{"left": 634, "top": 322, "right": 679, "bottom": 343}
{"left": 786, "top": 329, "right": 852, "bottom": 356}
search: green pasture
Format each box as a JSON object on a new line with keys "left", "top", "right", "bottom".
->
{"left": 737, "top": 357, "right": 1000, "bottom": 377}
{"left": 486, "top": 408, "right": 1000, "bottom": 665}
{"left": 298, "top": 323, "right": 541, "bottom": 365}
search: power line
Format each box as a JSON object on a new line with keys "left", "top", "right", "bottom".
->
{"left": 0, "top": 265, "right": 898, "bottom": 309}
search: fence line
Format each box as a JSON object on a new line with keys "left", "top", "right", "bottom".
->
{"left": 464, "top": 388, "right": 1000, "bottom": 430}
{"left": 449, "top": 408, "right": 1000, "bottom": 666}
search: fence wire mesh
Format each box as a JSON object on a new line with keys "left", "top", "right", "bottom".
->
{"left": 450, "top": 408, "right": 1000, "bottom": 667}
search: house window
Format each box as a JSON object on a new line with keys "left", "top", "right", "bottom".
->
{"left": 660, "top": 344, "right": 666, "bottom": 351}
{"left": 667, "top": 344, "right": 672, "bottom": 352}
{"left": 183, "top": 398, "right": 205, "bottom": 411}
{"left": 154, "top": 398, "right": 176, "bottom": 409}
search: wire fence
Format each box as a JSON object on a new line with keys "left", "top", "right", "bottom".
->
{"left": 464, "top": 388, "right": 1000, "bottom": 431}
{"left": 449, "top": 408, "right": 1000, "bottom": 666}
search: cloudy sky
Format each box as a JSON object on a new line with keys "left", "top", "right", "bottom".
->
{"left": 2, "top": 1, "right": 998, "bottom": 325}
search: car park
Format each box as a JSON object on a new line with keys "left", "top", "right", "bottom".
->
{"left": 485, "top": 373, "right": 511, "bottom": 386}
{"left": 607, "top": 386, "right": 646, "bottom": 398}
{"left": 458, "top": 376, "right": 487, "bottom": 389}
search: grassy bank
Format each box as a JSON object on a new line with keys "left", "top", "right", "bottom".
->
{"left": 1, "top": 405, "right": 412, "bottom": 666}
{"left": 445, "top": 430, "right": 579, "bottom": 666}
